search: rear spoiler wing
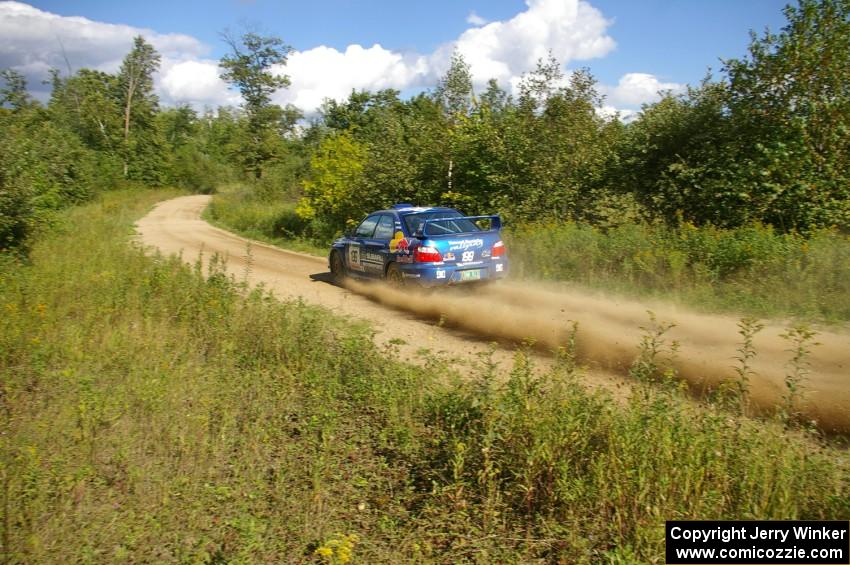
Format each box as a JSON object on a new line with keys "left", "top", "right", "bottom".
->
{"left": 419, "top": 214, "right": 502, "bottom": 238}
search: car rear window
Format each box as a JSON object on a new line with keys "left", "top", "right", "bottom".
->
{"left": 403, "top": 211, "right": 481, "bottom": 236}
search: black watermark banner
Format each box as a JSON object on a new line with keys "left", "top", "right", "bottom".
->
{"left": 666, "top": 521, "right": 849, "bottom": 564}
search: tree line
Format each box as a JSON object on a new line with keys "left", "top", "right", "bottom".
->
{"left": 1, "top": 0, "right": 847, "bottom": 254}
{"left": 299, "top": 0, "right": 849, "bottom": 237}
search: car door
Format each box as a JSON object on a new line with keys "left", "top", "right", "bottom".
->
{"left": 347, "top": 214, "right": 380, "bottom": 276}
{"left": 364, "top": 214, "right": 396, "bottom": 277}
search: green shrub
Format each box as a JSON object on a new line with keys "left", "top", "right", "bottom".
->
{"left": 169, "top": 144, "right": 236, "bottom": 194}
{"left": 506, "top": 220, "right": 850, "bottom": 322}
{"left": 206, "top": 189, "right": 326, "bottom": 254}
{"left": 0, "top": 108, "right": 98, "bottom": 253}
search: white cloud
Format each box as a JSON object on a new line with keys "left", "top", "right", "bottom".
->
{"left": 1, "top": 0, "right": 632, "bottom": 115}
{"left": 448, "top": 0, "right": 615, "bottom": 87}
{"left": 273, "top": 44, "right": 429, "bottom": 111}
{"left": 0, "top": 1, "right": 208, "bottom": 103}
{"left": 596, "top": 105, "right": 637, "bottom": 123}
{"left": 160, "top": 58, "right": 240, "bottom": 107}
{"left": 603, "top": 72, "right": 683, "bottom": 107}
{"left": 466, "top": 11, "right": 488, "bottom": 26}
{"left": 278, "top": 0, "right": 616, "bottom": 113}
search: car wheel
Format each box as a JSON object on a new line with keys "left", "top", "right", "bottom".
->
{"left": 386, "top": 263, "right": 404, "bottom": 287}
{"left": 330, "top": 251, "right": 345, "bottom": 285}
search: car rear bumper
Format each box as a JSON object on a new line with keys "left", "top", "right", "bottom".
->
{"left": 396, "top": 260, "right": 508, "bottom": 286}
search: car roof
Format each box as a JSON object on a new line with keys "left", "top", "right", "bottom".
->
{"left": 377, "top": 206, "right": 457, "bottom": 216}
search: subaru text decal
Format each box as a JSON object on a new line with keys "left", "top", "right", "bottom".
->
{"left": 448, "top": 239, "right": 484, "bottom": 251}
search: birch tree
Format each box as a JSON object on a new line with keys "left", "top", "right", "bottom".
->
{"left": 118, "top": 36, "right": 161, "bottom": 178}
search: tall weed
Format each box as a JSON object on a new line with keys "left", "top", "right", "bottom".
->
{"left": 507, "top": 221, "right": 850, "bottom": 322}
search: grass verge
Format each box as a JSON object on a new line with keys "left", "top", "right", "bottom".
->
{"left": 4, "top": 189, "right": 845, "bottom": 562}
{"left": 205, "top": 190, "right": 326, "bottom": 257}
{"left": 506, "top": 221, "right": 850, "bottom": 324}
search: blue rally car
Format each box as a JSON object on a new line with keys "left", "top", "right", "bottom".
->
{"left": 328, "top": 204, "right": 508, "bottom": 286}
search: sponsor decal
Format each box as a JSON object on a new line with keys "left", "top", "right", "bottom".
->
{"left": 436, "top": 269, "right": 446, "bottom": 279}
{"left": 444, "top": 252, "right": 456, "bottom": 261}
{"left": 495, "top": 263, "right": 504, "bottom": 272}
{"left": 481, "top": 249, "right": 491, "bottom": 258}
{"left": 389, "top": 231, "right": 411, "bottom": 254}
{"left": 363, "top": 252, "right": 382, "bottom": 263}
{"left": 448, "top": 238, "right": 484, "bottom": 251}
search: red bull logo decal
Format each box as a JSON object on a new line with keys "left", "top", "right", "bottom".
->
{"left": 390, "top": 231, "right": 411, "bottom": 254}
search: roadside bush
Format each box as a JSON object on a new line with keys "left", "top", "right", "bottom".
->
{"left": 254, "top": 149, "right": 309, "bottom": 201}
{"left": 206, "top": 189, "right": 324, "bottom": 254}
{"left": 169, "top": 143, "right": 236, "bottom": 194}
{"left": 0, "top": 108, "right": 98, "bottom": 254}
{"left": 506, "top": 220, "right": 850, "bottom": 322}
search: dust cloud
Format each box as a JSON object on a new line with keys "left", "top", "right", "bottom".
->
{"left": 346, "top": 278, "right": 850, "bottom": 433}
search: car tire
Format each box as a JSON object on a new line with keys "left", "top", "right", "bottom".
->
{"left": 330, "top": 250, "right": 345, "bottom": 285}
{"left": 386, "top": 263, "right": 404, "bottom": 287}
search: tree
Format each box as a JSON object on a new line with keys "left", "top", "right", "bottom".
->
{"left": 297, "top": 130, "right": 368, "bottom": 234}
{"left": 723, "top": 0, "right": 850, "bottom": 230}
{"left": 502, "top": 60, "right": 616, "bottom": 222}
{"left": 0, "top": 69, "right": 33, "bottom": 111}
{"left": 321, "top": 89, "right": 402, "bottom": 133}
{"left": 479, "top": 79, "right": 509, "bottom": 114}
{"left": 614, "top": 81, "right": 739, "bottom": 226}
{"left": 220, "top": 31, "right": 294, "bottom": 178}
{"left": 48, "top": 69, "right": 126, "bottom": 186}
{"left": 1, "top": 83, "right": 98, "bottom": 253}
{"left": 432, "top": 52, "right": 474, "bottom": 199}
{"left": 435, "top": 51, "right": 473, "bottom": 119}
{"left": 118, "top": 36, "right": 161, "bottom": 178}
{"left": 619, "top": 0, "right": 850, "bottom": 231}
{"left": 517, "top": 53, "right": 565, "bottom": 112}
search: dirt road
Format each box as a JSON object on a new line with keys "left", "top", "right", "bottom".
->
{"left": 136, "top": 195, "right": 850, "bottom": 433}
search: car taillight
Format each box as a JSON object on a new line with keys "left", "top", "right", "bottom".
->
{"left": 414, "top": 245, "right": 442, "bottom": 263}
{"left": 492, "top": 240, "right": 505, "bottom": 257}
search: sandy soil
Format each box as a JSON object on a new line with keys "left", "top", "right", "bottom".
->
{"left": 135, "top": 195, "right": 850, "bottom": 433}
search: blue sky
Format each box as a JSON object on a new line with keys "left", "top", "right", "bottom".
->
{"left": 2, "top": 0, "right": 790, "bottom": 116}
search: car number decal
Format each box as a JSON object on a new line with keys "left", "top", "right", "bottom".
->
{"left": 348, "top": 243, "right": 364, "bottom": 271}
